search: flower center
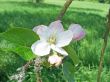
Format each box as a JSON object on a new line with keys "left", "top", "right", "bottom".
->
{"left": 48, "top": 35, "right": 56, "bottom": 44}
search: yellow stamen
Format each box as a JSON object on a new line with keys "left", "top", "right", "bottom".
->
{"left": 48, "top": 35, "right": 56, "bottom": 44}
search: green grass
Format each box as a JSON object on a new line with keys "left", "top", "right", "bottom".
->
{"left": 44, "top": 0, "right": 109, "bottom": 17}
{"left": 0, "top": 0, "right": 110, "bottom": 82}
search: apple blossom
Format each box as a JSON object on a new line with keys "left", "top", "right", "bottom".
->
{"left": 31, "top": 20, "right": 73, "bottom": 56}
{"left": 31, "top": 20, "right": 85, "bottom": 57}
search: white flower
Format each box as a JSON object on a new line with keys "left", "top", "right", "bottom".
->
{"left": 31, "top": 20, "right": 85, "bottom": 56}
{"left": 48, "top": 55, "right": 62, "bottom": 67}
{"left": 31, "top": 20, "right": 73, "bottom": 56}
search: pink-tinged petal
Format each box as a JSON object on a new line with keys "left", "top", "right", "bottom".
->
{"left": 49, "top": 20, "right": 64, "bottom": 33}
{"left": 33, "top": 25, "right": 51, "bottom": 42}
{"left": 31, "top": 40, "right": 50, "bottom": 56}
{"left": 56, "top": 30, "right": 73, "bottom": 47}
{"left": 69, "top": 24, "right": 85, "bottom": 41}
{"left": 51, "top": 45, "right": 68, "bottom": 56}
{"left": 33, "top": 25, "right": 48, "bottom": 35}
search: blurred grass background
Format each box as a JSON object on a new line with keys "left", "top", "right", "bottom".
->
{"left": 0, "top": 0, "right": 110, "bottom": 82}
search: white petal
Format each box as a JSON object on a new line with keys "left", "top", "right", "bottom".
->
{"left": 51, "top": 45, "right": 68, "bottom": 56}
{"left": 56, "top": 30, "right": 73, "bottom": 47}
{"left": 39, "top": 29, "right": 51, "bottom": 42}
{"left": 33, "top": 25, "right": 48, "bottom": 35}
{"left": 49, "top": 20, "right": 64, "bottom": 33}
{"left": 31, "top": 40, "right": 50, "bottom": 56}
{"left": 69, "top": 24, "right": 85, "bottom": 40}
{"left": 33, "top": 25, "right": 51, "bottom": 42}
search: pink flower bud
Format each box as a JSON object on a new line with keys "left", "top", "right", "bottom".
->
{"left": 48, "top": 55, "right": 62, "bottom": 67}
{"left": 69, "top": 24, "right": 85, "bottom": 41}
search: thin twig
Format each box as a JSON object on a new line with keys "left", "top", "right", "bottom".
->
{"left": 24, "top": 60, "right": 33, "bottom": 71}
{"left": 34, "top": 57, "right": 42, "bottom": 82}
{"left": 56, "top": 0, "right": 73, "bottom": 20}
{"left": 97, "top": 8, "right": 110, "bottom": 82}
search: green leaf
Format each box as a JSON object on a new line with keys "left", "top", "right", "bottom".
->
{"left": 63, "top": 61, "right": 75, "bottom": 82}
{"left": 0, "top": 28, "right": 39, "bottom": 47}
{"left": 0, "top": 27, "right": 38, "bottom": 61}
{"left": 64, "top": 44, "right": 80, "bottom": 66}
{"left": 0, "top": 39, "right": 36, "bottom": 61}
{"left": 13, "top": 45, "right": 36, "bottom": 61}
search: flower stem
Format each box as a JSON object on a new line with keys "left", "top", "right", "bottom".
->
{"left": 97, "top": 7, "right": 110, "bottom": 82}
{"left": 24, "top": 60, "right": 33, "bottom": 70}
{"left": 36, "top": 71, "right": 42, "bottom": 82}
{"left": 34, "top": 57, "right": 42, "bottom": 82}
{"left": 56, "top": 0, "right": 73, "bottom": 20}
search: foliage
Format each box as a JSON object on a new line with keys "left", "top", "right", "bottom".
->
{"left": 16, "top": 65, "right": 66, "bottom": 82}
{"left": 0, "top": 49, "right": 25, "bottom": 82}
{"left": 63, "top": 61, "right": 75, "bottom": 82}
{"left": 64, "top": 43, "right": 80, "bottom": 66}
{"left": 0, "top": 28, "right": 39, "bottom": 60}
{"left": 1, "top": 28, "right": 39, "bottom": 46}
